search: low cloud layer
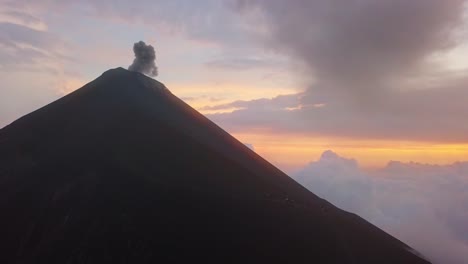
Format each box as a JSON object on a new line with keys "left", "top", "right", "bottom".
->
{"left": 128, "top": 41, "right": 158, "bottom": 77}
{"left": 293, "top": 151, "right": 468, "bottom": 264}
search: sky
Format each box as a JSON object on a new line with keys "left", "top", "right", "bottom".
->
{"left": 2, "top": 0, "right": 468, "bottom": 172}
{"left": 1, "top": 1, "right": 468, "bottom": 262}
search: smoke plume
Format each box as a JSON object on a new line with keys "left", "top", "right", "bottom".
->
{"left": 128, "top": 41, "right": 158, "bottom": 77}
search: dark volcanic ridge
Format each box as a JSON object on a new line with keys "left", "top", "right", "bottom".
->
{"left": 0, "top": 68, "right": 430, "bottom": 263}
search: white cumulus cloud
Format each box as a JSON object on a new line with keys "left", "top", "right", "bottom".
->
{"left": 293, "top": 150, "right": 468, "bottom": 264}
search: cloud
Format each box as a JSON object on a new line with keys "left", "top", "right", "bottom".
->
{"left": 244, "top": 143, "right": 255, "bottom": 151}
{"left": 0, "top": 19, "right": 71, "bottom": 75}
{"left": 207, "top": 73, "right": 468, "bottom": 143}
{"left": 235, "top": 0, "right": 467, "bottom": 98}
{"left": 0, "top": 22, "right": 60, "bottom": 57}
{"left": 15, "top": 0, "right": 250, "bottom": 48}
{"left": 201, "top": 93, "right": 300, "bottom": 112}
{"left": 0, "top": 9, "right": 47, "bottom": 31}
{"left": 128, "top": 41, "right": 158, "bottom": 77}
{"left": 204, "top": 57, "right": 282, "bottom": 71}
{"left": 292, "top": 150, "right": 468, "bottom": 264}
{"left": 200, "top": 0, "right": 468, "bottom": 144}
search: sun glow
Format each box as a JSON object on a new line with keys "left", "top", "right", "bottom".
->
{"left": 231, "top": 132, "right": 468, "bottom": 173}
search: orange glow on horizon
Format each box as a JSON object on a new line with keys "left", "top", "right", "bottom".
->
{"left": 231, "top": 132, "right": 468, "bottom": 172}
{"left": 169, "top": 83, "right": 300, "bottom": 114}
{"left": 145, "top": 83, "right": 468, "bottom": 172}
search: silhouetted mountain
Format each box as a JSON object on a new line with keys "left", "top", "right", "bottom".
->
{"left": 0, "top": 68, "right": 430, "bottom": 263}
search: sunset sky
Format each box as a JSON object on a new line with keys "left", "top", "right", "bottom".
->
{"left": 2, "top": 0, "right": 468, "bottom": 172}
{"left": 2, "top": 1, "right": 468, "bottom": 262}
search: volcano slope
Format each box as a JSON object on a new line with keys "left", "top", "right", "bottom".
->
{"left": 0, "top": 68, "right": 430, "bottom": 264}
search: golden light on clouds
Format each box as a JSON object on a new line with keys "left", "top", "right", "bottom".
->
{"left": 231, "top": 132, "right": 468, "bottom": 172}
{"left": 171, "top": 82, "right": 299, "bottom": 114}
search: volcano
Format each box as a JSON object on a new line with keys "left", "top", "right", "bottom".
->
{"left": 0, "top": 68, "right": 429, "bottom": 263}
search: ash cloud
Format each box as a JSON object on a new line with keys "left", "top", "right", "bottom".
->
{"left": 128, "top": 41, "right": 158, "bottom": 77}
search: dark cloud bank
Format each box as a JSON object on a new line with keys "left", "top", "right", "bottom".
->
{"left": 235, "top": 0, "right": 465, "bottom": 96}
{"left": 210, "top": 0, "right": 468, "bottom": 143}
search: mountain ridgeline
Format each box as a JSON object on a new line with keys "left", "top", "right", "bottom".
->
{"left": 0, "top": 68, "right": 430, "bottom": 263}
